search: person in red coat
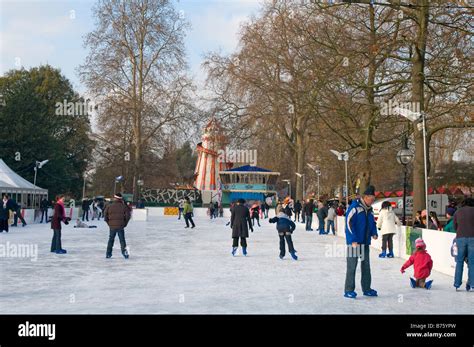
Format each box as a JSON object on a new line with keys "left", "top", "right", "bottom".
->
{"left": 401, "top": 238, "right": 433, "bottom": 289}
{"left": 51, "top": 195, "right": 70, "bottom": 254}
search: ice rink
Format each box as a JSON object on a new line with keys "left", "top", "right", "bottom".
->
{"left": 0, "top": 215, "right": 472, "bottom": 314}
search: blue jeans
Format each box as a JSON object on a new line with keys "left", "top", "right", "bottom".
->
{"left": 454, "top": 237, "right": 474, "bottom": 287}
{"left": 327, "top": 220, "right": 335, "bottom": 235}
{"left": 318, "top": 217, "right": 325, "bottom": 234}
{"left": 305, "top": 215, "right": 312, "bottom": 230}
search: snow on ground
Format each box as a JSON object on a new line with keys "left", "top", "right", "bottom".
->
{"left": 0, "top": 215, "right": 472, "bottom": 314}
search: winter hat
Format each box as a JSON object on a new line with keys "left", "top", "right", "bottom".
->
{"left": 446, "top": 207, "right": 456, "bottom": 217}
{"left": 415, "top": 238, "right": 426, "bottom": 249}
{"left": 114, "top": 193, "right": 123, "bottom": 200}
{"left": 363, "top": 185, "right": 376, "bottom": 196}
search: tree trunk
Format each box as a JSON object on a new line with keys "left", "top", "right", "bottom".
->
{"left": 411, "top": 1, "right": 429, "bottom": 213}
{"left": 295, "top": 121, "right": 305, "bottom": 201}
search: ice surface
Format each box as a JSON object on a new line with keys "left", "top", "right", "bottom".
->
{"left": 0, "top": 215, "right": 472, "bottom": 314}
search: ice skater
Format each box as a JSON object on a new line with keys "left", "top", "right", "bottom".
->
{"left": 269, "top": 212, "right": 298, "bottom": 260}
{"left": 250, "top": 202, "right": 261, "bottom": 227}
{"left": 0, "top": 195, "right": 16, "bottom": 233}
{"left": 74, "top": 218, "right": 98, "bottom": 228}
{"left": 377, "top": 201, "right": 401, "bottom": 258}
{"left": 401, "top": 238, "right": 433, "bottom": 289}
{"left": 104, "top": 193, "right": 131, "bottom": 259}
{"left": 183, "top": 197, "right": 195, "bottom": 228}
{"left": 230, "top": 198, "right": 253, "bottom": 256}
{"left": 344, "top": 185, "right": 379, "bottom": 299}
{"left": 51, "top": 195, "right": 71, "bottom": 254}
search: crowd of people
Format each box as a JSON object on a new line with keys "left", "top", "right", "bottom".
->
{"left": 1, "top": 189, "right": 473, "bottom": 296}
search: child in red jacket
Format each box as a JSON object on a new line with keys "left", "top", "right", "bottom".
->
{"left": 401, "top": 238, "right": 433, "bottom": 289}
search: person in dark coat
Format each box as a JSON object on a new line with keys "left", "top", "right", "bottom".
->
{"left": 51, "top": 195, "right": 70, "bottom": 254}
{"left": 304, "top": 199, "right": 314, "bottom": 231}
{"left": 81, "top": 198, "right": 90, "bottom": 221}
{"left": 0, "top": 195, "right": 16, "bottom": 233}
{"left": 250, "top": 202, "right": 261, "bottom": 227}
{"left": 40, "top": 198, "right": 49, "bottom": 223}
{"left": 317, "top": 201, "right": 328, "bottom": 235}
{"left": 453, "top": 197, "right": 474, "bottom": 291}
{"left": 231, "top": 198, "right": 253, "bottom": 256}
{"left": 294, "top": 200, "right": 302, "bottom": 222}
{"left": 270, "top": 212, "right": 298, "bottom": 260}
{"left": 10, "top": 199, "right": 27, "bottom": 227}
{"left": 104, "top": 193, "right": 131, "bottom": 259}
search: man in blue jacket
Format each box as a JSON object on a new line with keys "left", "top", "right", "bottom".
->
{"left": 344, "top": 185, "right": 378, "bottom": 299}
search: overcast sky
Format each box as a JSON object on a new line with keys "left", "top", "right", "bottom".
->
{"left": 0, "top": 0, "right": 262, "bottom": 94}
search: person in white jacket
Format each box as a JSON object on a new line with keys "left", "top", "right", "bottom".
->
{"left": 377, "top": 201, "right": 401, "bottom": 258}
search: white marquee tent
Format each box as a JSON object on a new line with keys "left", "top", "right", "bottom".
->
{"left": 0, "top": 159, "right": 48, "bottom": 207}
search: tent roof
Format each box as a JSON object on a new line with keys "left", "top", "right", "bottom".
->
{"left": 222, "top": 165, "right": 274, "bottom": 173}
{"left": 0, "top": 159, "right": 47, "bottom": 192}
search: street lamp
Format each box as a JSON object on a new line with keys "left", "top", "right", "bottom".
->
{"left": 396, "top": 137, "right": 414, "bottom": 225}
{"left": 282, "top": 179, "right": 291, "bottom": 199}
{"left": 330, "top": 150, "right": 349, "bottom": 207}
{"left": 295, "top": 172, "right": 305, "bottom": 200}
{"left": 114, "top": 175, "right": 124, "bottom": 195}
{"left": 33, "top": 159, "right": 49, "bottom": 209}
{"left": 393, "top": 107, "right": 429, "bottom": 217}
{"left": 307, "top": 163, "right": 321, "bottom": 200}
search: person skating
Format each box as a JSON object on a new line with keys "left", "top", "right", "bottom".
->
{"left": 10, "top": 199, "right": 27, "bottom": 228}
{"left": 401, "top": 238, "right": 433, "bottom": 289}
{"left": 230, "top": 198, "right": 253, "bottom": 256}
{"left": 50, "top": 195, "right": 70, "bottom": 254}
{"left": 81, "top": 198, "right": 90, "bottom": 221}
{"left": 453, "top": 197, "right": 474, "bottom": 291}
{"left": 183, "top": 197, "right": 195, "bottom": 228}
{"left": 294, "top": 200, "right": 302, "bottom": 223}
{"left": 282, "top": 197, "right": 292, "bottom": 218}
{"left": 250, "top": 202, "right": 261, "bottom": 227}
{"left": 177, "top": 199, "right": 184, "bottom": 220}
{"left": 344, "top": 185, "right": 378, "bottom": 299}
{"left": 317, "top": 201, "right": 328, "bottom": 235}
{"left": 269, "top": 212, "right": 297, "bottom": 260}
{"left": 0, "top": 195, "right": 16, "bottom": 233}
{"left": 40, "top": 197, "right": 49, "bottom": 223}
{"left": 304, "top": 198, "right": 314, "bottom": 231}
{"left": 326, "top": 203, "right": 336, "bottom": 235}
{"left": 377, "top": 201, "right": 401, "bottom": 258}
{"left": 104, "top": 193, "right": 131, "bottom": 259}
{"left": 74, "top": 218, "right": 98, "bottom": 228}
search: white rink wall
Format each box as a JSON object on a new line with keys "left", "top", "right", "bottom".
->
{"left": 335, "top": 216, "right": 462, "bottom": 279}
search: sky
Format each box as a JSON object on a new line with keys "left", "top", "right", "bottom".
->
{"left": 0, "top": 0, "right": 262, "bottom": 94}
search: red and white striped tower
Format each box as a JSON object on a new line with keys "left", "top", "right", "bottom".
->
{"left": 194, "top": 119, "right": 232, "bottom": 191}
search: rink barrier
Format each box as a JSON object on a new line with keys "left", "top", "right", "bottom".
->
{"left": 335, "top": 216, "right": 464, "bottom": 279}
{"left": 146, "top": 207, "right": 278, "bottom": 219}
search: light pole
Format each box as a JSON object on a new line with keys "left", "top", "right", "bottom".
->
{"left": 295, "top": 172, "right": 305, "bottom": 200}
{"left": 330, "top": 150, "right": 349, "bottom": 207}
{"left": 114, "top": 175, "right": 124, "bottom": 195}
{"left": 393, "top": 107, "right": 429, "bottom": 217}
{"left": 307, "top": 164, "right": 321, "bottom": 200}
{"left": 282, "top": 179, "right": 291, "bottom": 199}
{"left": 396, "top": 137, "right": 414, "bottom": 225}
{"left": 33, "top": 160, "right": 49, "bottom": 209}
